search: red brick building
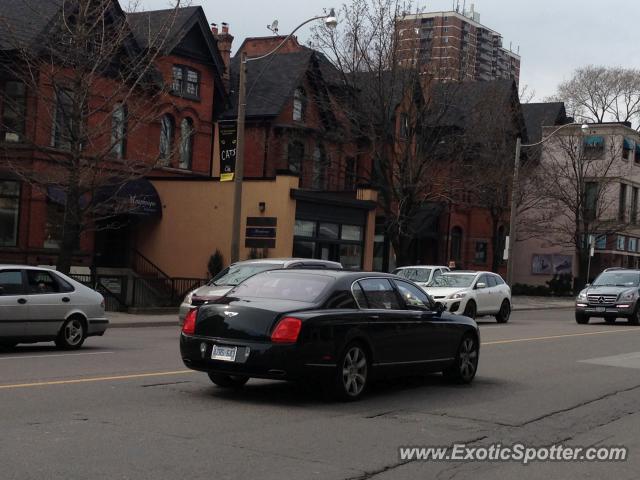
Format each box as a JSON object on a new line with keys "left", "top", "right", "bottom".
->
{"left": 0, "top": 3, "right": 227, "bottom": 273}
{"left": 216, "top": 35, "right": 376, "bottom": 269}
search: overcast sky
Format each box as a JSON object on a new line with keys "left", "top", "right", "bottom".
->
{"left": 140, "top": 0, "right": 639, "bottom": 101}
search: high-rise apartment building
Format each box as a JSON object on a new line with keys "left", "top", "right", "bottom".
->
{"left": 396, "top": 6, "right": 520, "bottom": 84}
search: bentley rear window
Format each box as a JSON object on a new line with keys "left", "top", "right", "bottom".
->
{"left": 229, "top": 272, "right": 333, "bottom": 302}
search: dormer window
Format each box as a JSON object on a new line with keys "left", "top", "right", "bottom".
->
{"left": 172, "top": 65, "right": 200, "bottom": 99}
{"left": 293, "top": 87, "right": 306, "bottom": 122}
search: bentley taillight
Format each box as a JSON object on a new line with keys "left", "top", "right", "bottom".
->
{"left": 182, "top": 308, "right": 198, "bottom": 335}
{"left": 271, "top": 317, "right": 302, "bottom": 344}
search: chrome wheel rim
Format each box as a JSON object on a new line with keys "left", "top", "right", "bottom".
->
{"left": 64, "top": 319, "right": 84, "bottom": 346}
{"left": 342, "top": 346, "right": 367, "bottom": 397}
{"left": 459, "top": 337, "right": 478, "bottom": 380}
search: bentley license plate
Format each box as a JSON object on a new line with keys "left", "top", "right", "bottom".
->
{"left": 211, "top": 345, "right": 237, "bottom": 362}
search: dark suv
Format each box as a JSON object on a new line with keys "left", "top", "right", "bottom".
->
{"left": 575, "top": 268, "right": 640, "bottom": 325}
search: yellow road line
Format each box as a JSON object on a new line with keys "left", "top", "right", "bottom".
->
{"left": 483, "top": 328, "right": 640, "bottom": 346}
{"left": 0, "top": 370, "right": 194, "bottom": 390}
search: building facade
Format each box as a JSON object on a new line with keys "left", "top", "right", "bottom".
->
{"left": 396, "top": 8, "right": 520, "bottom": 84}
{"left": 514, "top": 122, "right": 640, "bottom": 286}
{"left": 0, "top": 3, "right": 227, "bottom": 280}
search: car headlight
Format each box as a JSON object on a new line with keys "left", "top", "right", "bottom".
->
{"left": 577, "top": 290, "right": 587, "bottom": 300}
{"left": 620, "top": 290, "right": 638, "bottom": 301}
{"left": 184, "top": 290, "right": 195, "bottom": 305}
{"left": 448, "top": 291, "right": 467, "bottom": 300}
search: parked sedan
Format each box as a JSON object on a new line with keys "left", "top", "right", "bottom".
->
{"left": 179, "top": 258, "right": 342, "bottom": 321}
{"left": 423, "top": 271, "right": 511, "bottom": 323}
{"left": 0, "top": 265, "right": 108, "bottom": 349}
{"left": 180, "top": 270, "right": 480, "bottom": 400}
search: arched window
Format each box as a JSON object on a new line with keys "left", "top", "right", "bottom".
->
{"left": 179, "top": 117, "right": 194, "bottom": 170}
{"left": 159, "top": 114, "right": 174, "bottom": 166}
{"left": 111, "top": 103, "right": 127, "bottom": 159}
{"left": 451, "top": 226, "right": 463, "bottom": 263}
{"left": 293, "top": 87, "right": 306, "bottom": 122}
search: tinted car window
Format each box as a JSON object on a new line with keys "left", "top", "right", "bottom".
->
{"left": 26, "top": 270, "right": 61, "bottom": 294}
{"left": 352, "top": 283, "right": 368, "bottom": 308}
{"left": 0, "top": 270, "right": 24, "bottom": 295}
{"left": 476, "top": 274, "right": 489, "bottom": 288}
{"left": 359, "top": 279, "right": 402, "bottom": 310}
{"left": 494, "top": 275, "right": 505, "bottom": 285}
{"left": 486, "top": 275, "right": 497, "bottom": 287}
{"left": 229, "top": 272, "right": 332, "bottom": 302}
{"left": 394, "top": 280, "right": 430, "bottom": 308}
{"left": 210, "top": 263, "right": 285, "bottom": 287}
{"left": 325, "top": 290, "right": 358, "bottom": 309}
{"left": 53, "top": 272, "right": 75, "bottom": 293}
{"left": 394, "top": 268, "right": 432, "bottom": 282}
{"left": 592, "top": 271, "right": 640, "bottom": 287}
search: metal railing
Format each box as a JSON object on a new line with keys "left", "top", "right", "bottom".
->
{"left": 69, "top": 274, "right": 128, "bottom": 312}
{"left": 132, "top": 277, "right": 207, "bottom": 308}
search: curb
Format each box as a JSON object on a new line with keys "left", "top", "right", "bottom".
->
{"left": 109, "top": 321, "right": 179, "bottom": 329}
{"left": 513, "top": 306, "right": 574, "bottom": 312}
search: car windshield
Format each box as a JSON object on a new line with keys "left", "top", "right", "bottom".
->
{"left": 430, "top": 274, "right": 476, "bottom": 288}
{"left": 209, "top": 263, "right": 285, "bottom": 287}
{"left": 394, "top": 268, "right": 432, "bottom": 282}
{"left": 228, "top": 272, "right": 333, "bottom": 303}
{"left": 592, "top": 271, "right": 640, "bottom": 287}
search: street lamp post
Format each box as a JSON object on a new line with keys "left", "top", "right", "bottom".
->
{"left": 506, "top": 122, "right": 589, "bottom": 286}
{"left": 229, "top": 9, "right": 338, "bottom": 263}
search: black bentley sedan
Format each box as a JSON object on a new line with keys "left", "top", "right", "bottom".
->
{"left": 180, "top": 270, "right": 479, "bottom": 400}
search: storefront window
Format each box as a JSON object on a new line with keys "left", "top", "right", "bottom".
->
{"left": 294, "top": 218, "right": 364, "bottom": 269}
{"left": 0, "top": 180, "right": 20, "bottom": 246}
{"left": 319, "top": 222, "right": 339, "bottom": 239}
{"left": 341, "top": 225, "right": 362, "bottom": 241}
{"left": 293, "top": 241, "right": 315, "bottom": 258}
{"left": 294, "top": 220, "right": 316, "bottom": 237}
{"left": 340, "top": 244, "right": 362, "bottom": 270}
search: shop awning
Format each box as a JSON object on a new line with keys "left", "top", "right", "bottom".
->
{"left": 584, "top": 135, "right": 604, "bottom": 147}
{"left": 95, "top": 178, "right": 162, "bottom": 218}
{"left": 47, "top": 179, "right": 162, "bottom": 219}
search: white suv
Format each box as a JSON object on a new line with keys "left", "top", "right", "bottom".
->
{"left": 392, "top": 265, "right": 450, "bottom": 288}
{"left": 422, "top": 271, "right": 512, "bottom": 323}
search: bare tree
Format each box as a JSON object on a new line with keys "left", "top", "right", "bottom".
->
{"left": 552, "top": 66, "right": 640, "bottom": 128}
{"left": 520, "top": 132, "right": 625, "bottom": 287}
{"left": 0, "top": 0, "right": 183, "bottom": 273}
{"left": 461, "top": 82, "right": 522, "bottom": 272}
{"left": 312, "top": 0, "right": 468, "bottom": 266}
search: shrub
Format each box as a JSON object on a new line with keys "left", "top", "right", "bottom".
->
{"left": 207, "top": 250, "right": 224, "bottom": 278}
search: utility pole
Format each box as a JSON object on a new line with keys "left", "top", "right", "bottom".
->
{"left": 506, "top": 137, "right": 521, "bottom": 286}
{"left": 230, "top": 51, "right": 247, "bottom": 264}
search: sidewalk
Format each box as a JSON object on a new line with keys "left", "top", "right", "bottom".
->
{"left": 105, "top": 296, "right": 575, "bottom": 328}
{"left": 512, "top": 295, "right": 574, "bottom": 311}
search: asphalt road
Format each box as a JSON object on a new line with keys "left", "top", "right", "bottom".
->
{"left": 1, "top": 309, "right": 640, "bottom": 480}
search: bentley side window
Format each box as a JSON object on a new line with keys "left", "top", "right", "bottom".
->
{"left": 358, "top": 279, "right": 402, "bottom": 310}
{"left": 393, "top": 280, "right": 431, "bottom": 309}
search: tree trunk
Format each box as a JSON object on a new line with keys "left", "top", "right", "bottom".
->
{"left": 56, "top": 176, "right": 81, "bottom": 275}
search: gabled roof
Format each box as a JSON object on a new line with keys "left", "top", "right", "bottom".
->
{"left": 222, "top": 49, "right": 315, "bottom": 119}
{"left": 127, "top": 6, "right": 227, "bottom": 100}
{"left": 426, "top": 79, "right": 518, "bottom": 130}
{"left": 521, "top": 102, "right": 568, "bottom": 144}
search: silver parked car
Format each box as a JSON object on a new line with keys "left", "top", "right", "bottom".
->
{"left": 392, "top": 265, "right": 450, "bottom": 287}
{"left": 179, "top": 258, "right": 343, "bottom": 321}
{"left": 0, "top": 265, "right": 108, "bottom": 349}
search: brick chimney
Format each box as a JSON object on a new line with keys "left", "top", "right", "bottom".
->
{"left": 212, "top": 22, "right": 233, "bottom": 91}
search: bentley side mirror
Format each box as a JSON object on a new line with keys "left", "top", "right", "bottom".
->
{"left": 434, "top": 302, "right": 446, "bottom": 313}
{"left": 585, "top": 283, "right": 591, "bottom": 288}
{"left": 475, "top": 282, "right": 486, "bottom": 289}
